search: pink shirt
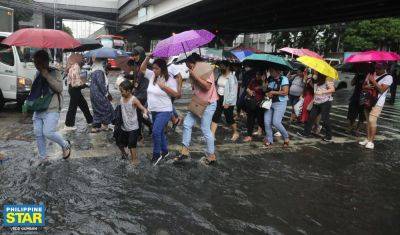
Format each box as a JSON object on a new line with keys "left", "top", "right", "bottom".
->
{"left": 193, "top": 72, "right": 218, "bottom": 103}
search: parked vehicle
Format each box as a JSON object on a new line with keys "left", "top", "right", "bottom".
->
{"left": 0, "top": 32, "right": 36, "bottom": 111}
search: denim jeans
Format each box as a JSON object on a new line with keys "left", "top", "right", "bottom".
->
{"left": 151, "top": 111, "right": 172, "bottom": 157}
{"left": 33, "top": 111, "right": 68, "bottom": 158}
{"left": 182, "top": 101, "right": 217, "bottom": 155}
{"left": 264, "top": 101, "right": 289, "bottom": 143}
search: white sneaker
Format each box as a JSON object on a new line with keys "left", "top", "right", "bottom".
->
{"left": 365, "top": 142, "right": 374, "bottom": 149}
{"left": 359, "top": 139, "right": 369, "bottom": 146}
{"left": 63, "top": 126, "right": 77, "bottom": 131}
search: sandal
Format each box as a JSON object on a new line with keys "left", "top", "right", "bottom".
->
{"left": 63, "top": 140, "right": 71, "bottom": 159}
{"left": 173, "top": 154, "right": 189, "bottom": 162}
{"left": 283, "top": 141, "right": 290, "bottom": 148}
{"left": 90, "top": 128, "right": 101, "bottom": 133}
{"left": 243, "top": 136, "right": 252, "bottom": 142}
{"left": 263, "top": 141, "right": 273, "bottom": 149}
{"left": 231, "top": 132, "right": 240, "bottom": 142}
{"left": 204, "top": 157, "right": 216, "bottom": 165}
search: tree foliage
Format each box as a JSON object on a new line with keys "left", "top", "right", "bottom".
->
{"left": 343, "top": 18, "right": 400, "bottom": 52}
{"left": 268, "top": 23, "right": 344, "bottom": 55}
{"left": 62, "top": 24, "right": 73, "bottom": 37}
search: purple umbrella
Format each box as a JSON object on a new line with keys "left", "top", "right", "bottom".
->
{"left": 152, "top": 29, "right": 215, "bottom": 57}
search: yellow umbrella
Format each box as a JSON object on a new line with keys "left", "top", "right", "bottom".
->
{"left": 296, "top": 56, "right": 338, "bottom": 80}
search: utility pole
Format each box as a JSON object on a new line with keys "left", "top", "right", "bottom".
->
{"left": 53, "top": 0, "right": 56, "bottom": 62}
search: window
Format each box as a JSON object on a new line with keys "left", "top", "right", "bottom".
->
{"left": 0, "top": 45, "right": 14, "bottom": 66}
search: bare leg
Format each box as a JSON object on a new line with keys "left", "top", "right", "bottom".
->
{"left": 130, "top": 148, "right": 139, "bottom": 166}
{"left": 119, "top": 146, "right": 128, "bottom": 159}
{"left": 231, "top": 123, "right": 240, "bottom": 141}
{"left": 211, "top": 122, "right": 218, "bottom": 137}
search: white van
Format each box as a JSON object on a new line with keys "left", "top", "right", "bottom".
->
{"left": 0, "top": 31, "right": 37, "bottom": 111}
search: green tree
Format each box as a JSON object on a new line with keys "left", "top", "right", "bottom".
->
{"left": 269, "top": 24, "right": 345, "bottom": 55}
{"left": 343, "top": 18, "right": 400, "bottom": 52}
{"left": 62, "top": 24, "right": 73, "bottom": 37}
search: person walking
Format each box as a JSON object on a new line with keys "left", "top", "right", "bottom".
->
{"left": 29, "top": 50, "right": 71, "bottom": 160}
{"left": 175, "top": 53, "right": 219, "bottom": 165}
{"left": 211, "top": 60, "right": 240, "bottom": 141}
{"left": 64, "top": 54, "right": 93, "bottom": 129}
{"left": 127, "top": 59, "right": 152, "bottom": 142}
{"left": 115, "top": 80, "right": 149, "bottom": 165}
{"left": 298, "top": 72, "right": 335, "bottom": 142}
{"left": 90, "top": 57, "right": 114, "bottom": 133}
{"left": 347, "top": 64, "right": 372, "bottom": 136}
{"left": 243, "top": 69, "right": 265, "bottom": 142}
{"left": 359, "top": 62, "right": 393, "bottom": 149}
{"left": 300, "top": 70, "right": 315, "bottom": 123}
{"left": 140, "top": 55, "right": 179, "bottom": 166}
{"left": 263, "top": 67, "right": 290, "bottom": 148}
{"left": 288, "top": 68, "right": 305, "bottom": 122}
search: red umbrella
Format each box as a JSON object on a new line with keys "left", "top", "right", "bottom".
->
{"left": 2, "top": 28, "right": 80, "bottom": 49}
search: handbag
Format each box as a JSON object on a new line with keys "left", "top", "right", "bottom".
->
{"left": 188, "top": 95, "right": 208, "bottom": 118}
{"left": 24, "top": 93, "right": 54, "bottom": 112}
{"left": 294, "top": 97, "right": 304, "bottom": 117}
{"left": 359, "top": 74, "right": 387, "bottom": 110}
{"left": 260, "top": 97, "right": 272, "bottom": 110}
{"left": 244, "top": 95, "right": 257, "bottom": 111}
{"left": 306, "top": 100, "right": 314, "bottom": 111}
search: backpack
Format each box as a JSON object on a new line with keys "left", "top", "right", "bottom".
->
{"left": 359, "top": 74, "right": 387, "bottom": 110}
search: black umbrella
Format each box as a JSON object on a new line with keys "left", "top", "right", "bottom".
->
{"left": 64, "top": 38, "right": 102, "bottom": 52}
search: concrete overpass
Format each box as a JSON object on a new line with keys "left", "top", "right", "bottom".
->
{"left": 117, "top": 0, "right": 400, "bottom": 49}
{"left": 34, "top": 0, "right": 119, "bottom": 19}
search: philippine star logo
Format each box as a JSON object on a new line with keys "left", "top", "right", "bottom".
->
{"left": 2, "top": 204, "right": 45, "bottom": 231}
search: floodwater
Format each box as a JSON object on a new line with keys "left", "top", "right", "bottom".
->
{"left": 1, "top": 74, "right": 400, "bottom": 234}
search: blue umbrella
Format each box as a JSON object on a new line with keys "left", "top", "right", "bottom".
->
{"left": 231, "top": 50, "right": 253, "bottom": 62}
{"left": 84, "top": 47, "right": 128, "bottom": 59}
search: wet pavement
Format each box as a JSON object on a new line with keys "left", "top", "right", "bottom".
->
{"left": 1, "top": 71, "right": 400, "bottom": 234}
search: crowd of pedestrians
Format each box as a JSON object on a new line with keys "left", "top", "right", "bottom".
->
{"left": 27, "top": 48, "right": 396, "bottom": 166}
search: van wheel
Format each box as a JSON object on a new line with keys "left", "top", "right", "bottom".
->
{"left": 0, "top": 91, "right": 5, "bottom": 112}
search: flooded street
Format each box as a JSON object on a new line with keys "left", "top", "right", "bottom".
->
{"left": 1, "top": 72, "right": 400, "bottom": 234}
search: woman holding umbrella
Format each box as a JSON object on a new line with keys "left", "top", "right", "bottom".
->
{"left": 140, "top": 54, "right": 179, "bottom": 166}
{"left": 264, "top": 66, "right": 290, "bottom": 147}
{"left": 90, "top": 57, "right": 114, "bottom": 132}
{"left": 296, "top": 56, "right": 338, "bottom": 142}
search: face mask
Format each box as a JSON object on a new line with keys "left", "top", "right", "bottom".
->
{"left": 313, "top": 74, "right": 318, "bottom": 80}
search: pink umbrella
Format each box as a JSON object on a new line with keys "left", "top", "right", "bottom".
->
{"left": 2, "top": 28, "right": 80, "bottom": 49}
{"left": 152, "top": 29, "right": 215, "bottom": 57}
{"left": 345, "top": 50, "right": 400, "bottom": 63}
{"left": 279, "top": 47, "right": 323, "bottom": 59}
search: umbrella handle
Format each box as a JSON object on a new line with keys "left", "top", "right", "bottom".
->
{"left": 181, "top": 42, "right": 188, "bottom": 58}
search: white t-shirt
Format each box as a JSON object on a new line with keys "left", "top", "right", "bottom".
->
{"left": 147, "top": 74, "right": 177, "bottom": 112}
{"left": 217, "top": 75, "right": 228, "bottom": 96}
{"left": 168, "top": 64, "right": 181, "bottom": 78}
{"left": 367, "top": 74, "right": 393, "bottom": 107}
